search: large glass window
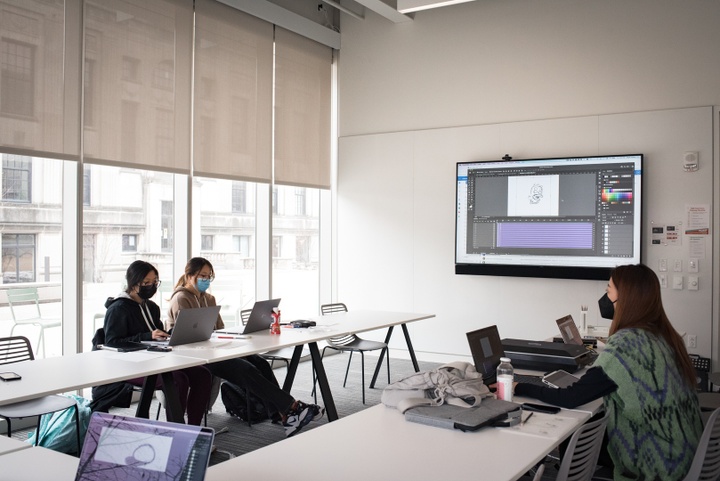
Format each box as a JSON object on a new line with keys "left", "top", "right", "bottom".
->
{"left": 0, "top": 39, "right": 35, "bottom": 117}
{"left": 272, "top": 185, "right": 320, "bottom": 319}
{"left": 2, "top": 154, "right": 32, "bottom": 202}
{"left": 194, "top": 176, "right": 257, "bottom": 328}
{"left": 82, "top": 165, "right": 175, "bottom": 349}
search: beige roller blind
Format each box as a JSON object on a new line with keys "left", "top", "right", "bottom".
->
{"left": 0, "top": 0, "right": 80, "bottom": 159}
{"left": 83, "top": 0, "right": 192, "bottom": 172}
{"left": 274, "top": 27, "right": 331, "bottom": 189}
{"left": 193, "top": 0, "right": 273, "bottom": 182}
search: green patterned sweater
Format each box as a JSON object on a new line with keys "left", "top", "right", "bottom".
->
{"left": 594, "top": 328, "right": 702, "bottom": 481}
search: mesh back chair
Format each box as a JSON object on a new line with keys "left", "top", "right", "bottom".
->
{"left": 318, "top": 303, "right": 390, "bottom": 404}
{"left": 0, "top": 336, "right": 81, "bottom": 454}
{"left": 532, "top": 409, "right": 609, "bottom": 481}
{"left": 7, "top": 287, "right": 61, "bottom": 357}
{"left": 680, "top": 406, "right": 720, "bottom": 481}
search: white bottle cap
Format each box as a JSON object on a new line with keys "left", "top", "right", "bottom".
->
{"left": 500, "top": 357, "right": 511, "bottom": 363}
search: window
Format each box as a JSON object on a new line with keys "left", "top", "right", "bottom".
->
{"left": 156, "top": 108, "right": 174, "bottom": 165}
{"left": 232, "top": 182, "right": 247, "bottom": 213}
{"left": 122, "top": 56, "right": 140, "bottom": 82}
{"left": 272, "top": 236, "right": 281, "bottom": 258}
{"left": 233, "top": 235, "right": 250, "bottom": 257}
{"left": 122, "top": 234, "right": 138, "bottom": 252}
{"left": 121, "top": 101, "right": 139, "bottom": 161}
{"left": 295, "top": 188, "right": 306, "bottom": 216}
{"left": 201, "top": 235, "right": 214, "bottom": 251}
{"left": 2, "top": 234, "right": 36, "bottom": 283}
{"left": 0, "top": 39, "right": 35, "bottom": 117}
{"left": 84, "top": 59, "right": 96, "bottom": 127}
{"left": 83, "top": 164, "right": 91, "bottom": 206}
{"left": 2, "top": 154, "right": 32, "bottom": 202}
{"left": 161, "top": 200, "right": 172, "bottom": 252}
{"left": 272, "top": 187, "right": 278, "bottom": 215}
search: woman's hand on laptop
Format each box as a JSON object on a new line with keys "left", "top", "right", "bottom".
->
{"left": 152, "top": 329, "right": 169, "bottom": 340}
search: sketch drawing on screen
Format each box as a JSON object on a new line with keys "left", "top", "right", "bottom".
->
{"left": 455, "top": 154, "right": 643, "bottom": 280}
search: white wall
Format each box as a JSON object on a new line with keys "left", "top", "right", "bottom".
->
{"left": 335, "top": 0, "right": 720, "bottom": 364}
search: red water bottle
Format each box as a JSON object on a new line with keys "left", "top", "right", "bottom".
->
{"left": 270, "top": 308, "right": 281, "bottom": 335}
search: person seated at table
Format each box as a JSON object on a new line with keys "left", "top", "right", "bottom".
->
{"left": 103, "top": 260, "right": 213, "bottom": 426}
{"left": 166, "top": 256, "right": 324, "bottom": 437}
{"left": 512, "top": 264, "right": 701, "bottom": 481}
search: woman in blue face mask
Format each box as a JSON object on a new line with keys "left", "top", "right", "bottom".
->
{"left": 165, "top": 257, "right": 220, "bottom": 331}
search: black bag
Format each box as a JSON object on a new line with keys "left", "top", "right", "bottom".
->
{"left": 220, "top": 381, "right": 269, "bottom": 423}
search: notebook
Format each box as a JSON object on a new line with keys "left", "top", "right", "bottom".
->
{"left": 143, "top": 305, "right": 221, "bottom": 347}
{"left": 75, "top": 412, "right": 214, "bottom": 481}
{"left": 405, "top": 398, "right": 521, "bottom": 432}
{"left": 241, "top": 298, "right": 281, "bottom": 334}
{"left": 466, "top": 325, "right": 544, "bottom": 386}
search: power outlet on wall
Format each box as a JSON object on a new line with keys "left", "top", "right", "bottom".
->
{"left": 687, "top": 335, "right": 697, "bottom": 349}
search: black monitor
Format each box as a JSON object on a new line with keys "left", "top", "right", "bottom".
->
{"left": 455, "top": 154, "right": 643, "bottom": 280}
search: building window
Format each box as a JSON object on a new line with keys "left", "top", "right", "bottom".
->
{"left": 83, "top": 164, "right": 91, "bottom": 206}
{"left": 0, "top": 39, "right": 35, "bottom": 117}
{"left": 232, "top": 182, "right": 247, "bottom": 213}
{"left": 161, "top": 200, "right": 173, "bottom": 252}
{"left": 2, "top": 234, "right": 36, "bottom": 283}
{"left": 272, "top": 236, "right": 281, "bottom": 258}
{"left": 122, "top": 234, "right": 138, "bottom": 252}
{"left": 122, "top": 56, "right": 140, "bottom": 83}
{"left": 295, "top": 188, "right": 306, "bottom": 216}
{"left": 2, "top": 155, "right": 32, "bottom": 202}
{"left": 201, "top": 235, "right": 214, "bottom": 251}
{"left": 233, "top": 235, "right": 250, "bottom": 257}
{"left": 153, "top": 59, "right": 174, "bottom": 91}
{"left": 271, "top": 187, "right": 278, "bottom": 215}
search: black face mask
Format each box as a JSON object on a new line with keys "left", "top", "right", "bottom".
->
{"left": 598, "top": 293, "right": 616, "bottom": 320}
{"left": 137, "top": 284, "right": 158, "bottom": 300}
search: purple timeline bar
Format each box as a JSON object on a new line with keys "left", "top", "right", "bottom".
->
{"left": 497, "top": 222, "right": 593, "bottom": 249}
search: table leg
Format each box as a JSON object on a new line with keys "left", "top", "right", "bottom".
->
{"left": 282, "top": 345, "right": 304, "bottom": 393}
{"left": 308, "top": 342, "right": 338, "bottom": 422}
{"left": 135, "top": 373, "right": 185, "bottom": 424}
{"left": 370, "top": 323, "right": 420, "bottom": 388}
{"left": 135, "top": 374, "right": 156, "bottom": 419}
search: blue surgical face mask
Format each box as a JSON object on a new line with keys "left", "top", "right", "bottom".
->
{"left": 196, "top": 278, "right": 212, "bottom": 293}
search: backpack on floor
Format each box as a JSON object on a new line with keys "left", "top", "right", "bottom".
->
{"left": 220, "top": 381, "right": 269, "bottom": 423}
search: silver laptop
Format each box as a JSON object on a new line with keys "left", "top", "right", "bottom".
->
{"left": 143, "top": 305, "right": 220, "bottom": 347}
{"left": 242, "top": 298, "right": 281, "bottom": 334}
{"left": 556, "top": 315, "right": 584, "bottom": 345}
{"left": 76, "top": 412, "right": 214, "bottom": 481}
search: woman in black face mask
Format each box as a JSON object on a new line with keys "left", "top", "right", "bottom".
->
{"left": 102, "top": 260, "right": 212, "bottom": 426}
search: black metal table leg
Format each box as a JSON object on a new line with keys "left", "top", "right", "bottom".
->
{"left": 282, "top": 345, "right": 304, "bottom": 393}
{"left": 308, "top": 341, "right": 338, "bottom": 421}
{"left": 370, "top": 326, "right": 394, "bottom": 388}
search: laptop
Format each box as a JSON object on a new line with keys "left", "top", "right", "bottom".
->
{"left": 143, "top": 305, "right": 221, "bottom": 347}
{"left": 241, "top": 298, "right": 281, "bottom": 334}
{"left": 465, "top": 325, "right": 544, "bottom": 386}
{"left": 555, "top": 314, "right": 599, "bottom": 362}
{"left": 75, "top": 412, "right": 215, "bottom": 481}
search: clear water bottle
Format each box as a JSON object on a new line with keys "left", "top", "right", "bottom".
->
{"left": 496, "top": 357, "right": 514, "bottom": 402}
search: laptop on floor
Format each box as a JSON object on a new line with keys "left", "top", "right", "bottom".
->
{"left": 465, "top": 325, "right": 544, "bottom": 386}
{"left": 75, "top": 412, "right": 215, "bottom": 481}
{"left": 241, "top": 298, "right": 281, "bottom": 334}
{"left": 142, "top": 305, "right": 220, "bottom": 347}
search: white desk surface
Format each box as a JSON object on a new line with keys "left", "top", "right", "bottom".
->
{"left": 0, "top": 435, "right": 31, "bottom": 456}
{"left": 170, "top": 310, "right": 434, "bottom": 364}
{"left": 0, "top": 349, "right": 208, "bottom": 406}
{"left": 206, "top": 403, "right": 590, "bottom": 481}
{"left": 0, "top": 445, "right": 79, "bottom": 479}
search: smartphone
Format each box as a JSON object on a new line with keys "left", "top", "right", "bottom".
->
{"left": 0, "top": 371, "right": 22, "bottom": 381}
{"left": 542, "top": 370, "right": 580, "bottom": 389}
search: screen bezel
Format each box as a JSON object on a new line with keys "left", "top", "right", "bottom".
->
{"left": 455, "top": 154, "right": 643, "bottom": 281}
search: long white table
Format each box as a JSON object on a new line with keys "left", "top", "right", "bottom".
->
{"left": 0, "top": 435, "right": 30, "bottom": 455}
{"left": 206, "top": 403, "right": 591, "bottom": 481}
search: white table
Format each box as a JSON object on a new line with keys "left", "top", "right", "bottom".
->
{"left": 171, "top": 310, "right": 434, "bottom": 421}
{"left": 0, "top": 435, "right": 31, "bottom": 455}
{"left": 0, "top": 445, "right": 79, "bottom": 480}
{"left": 206, "top": 403, "right": 590, "bottom": 481}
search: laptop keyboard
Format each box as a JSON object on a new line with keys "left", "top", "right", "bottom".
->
{"left": 515, "top": 373, "right": 545, "bottom": 387}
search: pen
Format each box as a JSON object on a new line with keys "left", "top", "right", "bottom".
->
{"left": 522, "top": 412, "right": 534, "bottom": 426}
{"left": 216, "top": 335, "right": 250, "bottom": 339}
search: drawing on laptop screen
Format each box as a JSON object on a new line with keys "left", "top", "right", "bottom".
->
{"left": 556, "top": 315, "right": 583, "bottom": 345}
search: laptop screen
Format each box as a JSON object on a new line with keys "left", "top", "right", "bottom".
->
{"left": 76, "top": 412, "right": 214, "bottom": 481}
{"left": 556, "top": 315, "right": 583, "bottom": 345}
{"left": 466, "top": 325, "right": 505, "bottom": 382}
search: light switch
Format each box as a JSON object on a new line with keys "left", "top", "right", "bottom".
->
{"left": 659, "top": 274, "right": 667, "bottom": 288}
{"left": 688, "top": 276, "right": 699, "bottom": 291}
{"left": 673, "top": 276, "right": 683, "bottom": 290}
{"left": 658, "top": 259, "right": 668, "bottom": 272}
{"left": 673, "top": 260, "right": 682, "bottom": 272}
{"left": 688, "top": 258, "right": 699, "bottom": 273}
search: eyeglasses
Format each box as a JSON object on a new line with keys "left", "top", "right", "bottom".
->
{"left": 197, "top": 275, "right": 214, "bottom": 282}
{"left": 140, "top": 280, "right": 162, "bottom": 288}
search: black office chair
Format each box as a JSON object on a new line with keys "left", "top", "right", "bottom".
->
{"left": 317, "top": 303, "right": 390, "bottom": 404}
{"left": 0, "top": 336, "right": 81, "bottom": 454}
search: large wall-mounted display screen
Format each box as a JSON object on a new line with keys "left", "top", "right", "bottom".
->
{"left": 455, "top": 154, "right": 643, "bottom": 280}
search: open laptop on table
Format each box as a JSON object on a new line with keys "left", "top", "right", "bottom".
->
{"left": 218, "top": 298, "right": 281, "bottom": 335}
{"left": 466, "top": 325, "right": 545, "bottom": 387}
{"left": 555, "top": 315, "right": 599, "bottom": 362}
{"left": 142, "top": 305, "right": 220, "bottom": 347}
{"left": 75, "top": 412, "right": 214, "bottom": 481}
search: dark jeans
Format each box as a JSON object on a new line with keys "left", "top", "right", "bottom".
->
{"left": 206, "top": 354, "right": 295, "bottom": 415}
{"left": 129, "top": 365, "right": 212, "bottom": 426}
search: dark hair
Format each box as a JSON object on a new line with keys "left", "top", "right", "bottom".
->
{"left": 174, "top": 257, "right": 214, "bottom": 289}
{"left": 125, "top": 260, "right": 159, "bottom": 293}
{"left": 609, "top": 263, "right": 696, "bottom": 388}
